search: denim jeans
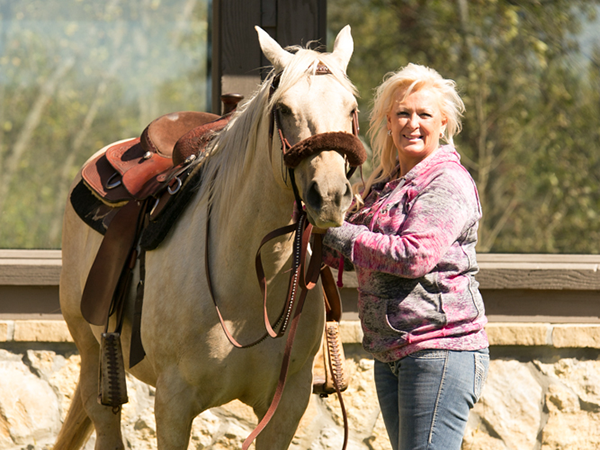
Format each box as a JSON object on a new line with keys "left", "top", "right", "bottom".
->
{"left": 374, "top": 349, "right": 489, "bottom": 450}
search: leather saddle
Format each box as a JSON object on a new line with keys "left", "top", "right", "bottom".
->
{"left": 81, "top": 107, "right": 233, "bottom": 210}
{"left": 74, "top": 95, "right": 243, "bottom": 335}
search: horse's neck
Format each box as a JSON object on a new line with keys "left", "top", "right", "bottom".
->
{"left": 210, "top": 126, "right": 296, "bottom": 282}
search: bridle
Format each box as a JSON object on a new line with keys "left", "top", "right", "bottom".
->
{"left": 204, "top": 61, "right": 366, "bottom": 450}
{"left": 268, "top": 64, "right": 363, "bottom": 206}
{"left": 207, "top": 61, "right": 365, "bottom": 347}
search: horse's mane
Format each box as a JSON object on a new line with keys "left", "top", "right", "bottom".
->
{"left": 200, "top": 46, "right": 357, "bottom": 225}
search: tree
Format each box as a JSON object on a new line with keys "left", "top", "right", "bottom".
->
{"left": 0, "top": 0, "right": 209, "bottom": 248}
{"left": 328, "top": 0, "right": 600, "bottom": 253}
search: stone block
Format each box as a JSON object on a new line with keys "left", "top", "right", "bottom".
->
{"left": 535, "top": 358, "right": 600, "bottom": 407}
{"left": 552, "top": 324, "right": 600, "bottom": 349}
{"left": 469, "top": 359, "right": 542, "bottom": 450}
{"left": 0, "top": 321, "right": 8, "bottom": 342}
{"left": 485, "top": 322, "right": 551, "bottom": 346}
{"left": 0, "top": 349, "right": 62, "bottom": 447}
{"left": 340, "top": 320, "right": 363, "bottom": 344}
{"left": 461, "top": 429, "right": 507, "bottom": 450}
{"left": 13, "top": 320, "right": 73, "bottom": 342}
{"left": 541, "top": 410, "right": 600, "bottom": 449}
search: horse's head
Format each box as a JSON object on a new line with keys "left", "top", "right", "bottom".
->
{"left": 257, "top": 26, "right": 365, "bottom": 228}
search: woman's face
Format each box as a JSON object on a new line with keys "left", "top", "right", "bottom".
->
{"left": 386, "top": 87, "right": 448, "bottom": 173}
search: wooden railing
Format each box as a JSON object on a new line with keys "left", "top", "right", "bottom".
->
{"left": 1, "top": 250, "right": 599, "bottom": 323}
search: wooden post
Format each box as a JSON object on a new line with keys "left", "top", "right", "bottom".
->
{"left": 211, "top": 0, "right": 327, "bottom": 114}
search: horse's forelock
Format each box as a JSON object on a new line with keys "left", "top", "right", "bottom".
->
{"left": 267, "top": 48, "right": 357, "bottom": 109}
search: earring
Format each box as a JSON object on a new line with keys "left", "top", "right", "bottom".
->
{"left": 387, "top": 129, "right": 392, "bottom": 136}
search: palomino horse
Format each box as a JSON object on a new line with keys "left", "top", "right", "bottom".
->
{"left": 55, "top": 26, "right": 359, "bottom": 449}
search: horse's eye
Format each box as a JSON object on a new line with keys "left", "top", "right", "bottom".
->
{"left": 278, "top": 104, "right": 293, "bottom": 116}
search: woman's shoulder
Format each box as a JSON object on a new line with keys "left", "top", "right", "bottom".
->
{"left": 412, "top": 148, "right": 480, "bottom": 204}
{"left": 421, "top": 148, "right": 475, "bottom": 185}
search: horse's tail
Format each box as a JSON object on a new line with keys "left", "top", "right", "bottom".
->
{"left": 54, "top": 381, "right": 93, "bottom": 450}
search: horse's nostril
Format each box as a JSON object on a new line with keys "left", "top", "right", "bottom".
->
{"left": 336, "top": 182, "right": 352, "bottom": 208}
{"left": 306, "top": 181, "right": 352, "bottom": 212}
{"left": 305, "top": 181, "right": 323, "bottom": 211}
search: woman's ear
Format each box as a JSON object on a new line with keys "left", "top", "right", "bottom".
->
{"left": 440, "top": 116, "right": 448, "bottom": 137}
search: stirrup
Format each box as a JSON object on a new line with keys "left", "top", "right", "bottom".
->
{"left": 98, "top": 332, "right": 128, "bottom": 412}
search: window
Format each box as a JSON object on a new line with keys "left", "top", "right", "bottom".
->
{"left": 328, "top": 0, "right": 600, "bottom": 253}
{"left": 0, "top": 0, "right": 210, "bottom": 248}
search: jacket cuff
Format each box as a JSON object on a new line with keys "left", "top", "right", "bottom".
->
{"left": 323, "top": 222, "right": 367, "bottom": 261}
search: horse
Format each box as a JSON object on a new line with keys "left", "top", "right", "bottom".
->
{"left": 55, "top": 25, "right": 360, "bottom": 449}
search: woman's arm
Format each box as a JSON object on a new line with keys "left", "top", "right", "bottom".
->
{"left": 324, "top": 171, "right": 479, "bottom": 278}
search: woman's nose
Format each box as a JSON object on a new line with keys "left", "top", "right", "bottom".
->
{"left": 407, "top": 114, "right": 419, "bottom": 128}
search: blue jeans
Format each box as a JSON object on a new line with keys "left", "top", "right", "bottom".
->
{"left": 374, "top": 349, "right": 489, "bottom": 450}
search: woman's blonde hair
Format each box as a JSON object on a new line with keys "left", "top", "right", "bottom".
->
{"left": 355, "top": 63, "right": 465, "bottom": 204}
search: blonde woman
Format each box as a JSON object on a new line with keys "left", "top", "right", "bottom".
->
{"left": 321, "top": 64, "right": 489, "bottom": 450}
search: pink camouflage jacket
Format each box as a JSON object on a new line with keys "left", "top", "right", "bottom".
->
{"left": 323, "top": 145, "right": 488, "bottom": 362}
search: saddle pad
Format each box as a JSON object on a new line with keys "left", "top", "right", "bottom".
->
{"left": 70, "top": 180, "right": 117, "bottom": 234}
{"left": 140, "top": 163, "right": 205, "bottom": 250}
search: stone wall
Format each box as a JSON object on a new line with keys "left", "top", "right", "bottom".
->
{"left": 1, "top": 320, "right": 600, "bottom": 450}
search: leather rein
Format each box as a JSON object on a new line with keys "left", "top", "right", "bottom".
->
{"left": 204, "top": 63, "right": 361, "bottom": 450}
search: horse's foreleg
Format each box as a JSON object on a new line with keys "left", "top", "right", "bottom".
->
{"left": 154, "top": 372, "right": 196, "bottom": 449}
{"left": 253, "top": 365, "right": 314, "bottom": 450}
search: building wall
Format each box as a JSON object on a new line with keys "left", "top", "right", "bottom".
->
{"left": 2, "top": 252, "right": 600, "bottom": 448}
{"left": 2, "top": 252, "right": 600, "bottom": 449}
{"left": 1, "top": 319, "right": 600, "bottom": 449}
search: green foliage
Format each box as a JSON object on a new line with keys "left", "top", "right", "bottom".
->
{"left": 329, "top": 0, "right": 600, "bottom": 253}
{"left": 3, "top": 1, "right": 600, "bottom": 253}
{"left": 0, "top": 0, "right": 209, "bottom": 248}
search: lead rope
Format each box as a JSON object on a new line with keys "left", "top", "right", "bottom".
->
{"left": 204, "top": 192, "right": 325, "bottom": 448}
{"left": 242, "top": 222, "right": 322, "bottom": 450}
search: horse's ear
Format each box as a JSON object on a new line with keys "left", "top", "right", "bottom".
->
{"left": 331, "top": 25, "right": 353, "bottom": 73}
{"left": 256, "top": 26, "right": 293, "bottom": 72}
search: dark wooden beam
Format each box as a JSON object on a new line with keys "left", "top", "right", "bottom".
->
{"left": 211, "top": 0, "right": 327, "bottom": 114}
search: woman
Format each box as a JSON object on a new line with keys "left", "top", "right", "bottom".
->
{"left": 320, "top": 63, "right": 489, "bottom": 450}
